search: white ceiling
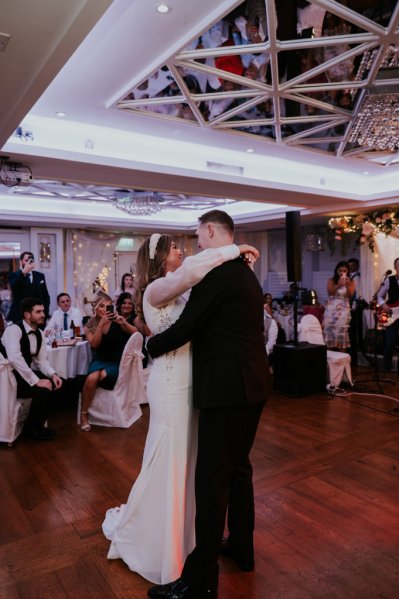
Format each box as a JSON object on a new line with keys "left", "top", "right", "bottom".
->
{"left": 1, "top": 0, "right": 399, "bottom": 232}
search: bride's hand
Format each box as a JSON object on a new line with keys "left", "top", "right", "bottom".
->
{"left": 238, "top": 244, "right": 259, "bottom": 265}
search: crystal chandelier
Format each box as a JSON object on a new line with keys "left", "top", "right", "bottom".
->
{"left": 111, "top": 191, "right": 164, "bottom": 216}
{"left": 349, "top": 94, "right": 399, "bottom": 151}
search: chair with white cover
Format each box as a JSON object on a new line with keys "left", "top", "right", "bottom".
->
{"left": 78, "top": 332, "right": 146, "bottom": 428}
{"left": 298, "top": 314, "right": 353, "bottom": 389}
{"left": 0, "top": 354, "right": 32, "bottom": 446}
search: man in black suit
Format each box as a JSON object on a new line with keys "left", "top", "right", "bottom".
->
{"left": 8, "top": 251, "right": 50, "bottom": 323}
{"left": 147, "top": 210, "right": 272, "bottom": 599}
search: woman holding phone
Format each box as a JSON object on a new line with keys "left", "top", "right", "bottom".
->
{"left": 80, "top": 293, "right": 137, "bottom": 431}
{"left": 323, "top": 261, "right": 355, "bottom": 351}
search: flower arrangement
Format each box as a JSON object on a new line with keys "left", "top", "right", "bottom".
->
{"left": 328, "top": 209, "right": 399, "bottom": 252}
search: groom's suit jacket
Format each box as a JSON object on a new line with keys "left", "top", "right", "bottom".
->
{"left": 8, "top": 269, "right": 50, "bottom": 322}
{"left": 147, "top": 257, "right": 272, "bottom": 408}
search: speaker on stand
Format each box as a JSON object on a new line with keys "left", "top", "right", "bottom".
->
{"left": 273, "top": 212, "right": 327, "bottom": 396}
{"left": 285, "top": 211, "right": 302, "bottom": 344}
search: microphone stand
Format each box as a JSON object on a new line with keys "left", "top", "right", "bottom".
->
{"left": 356, "top": 274, "right": 394, "bottom": 394}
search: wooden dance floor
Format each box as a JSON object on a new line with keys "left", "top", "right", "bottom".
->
{"left": 1, "top": 368, "right": 399, "bottom": 599}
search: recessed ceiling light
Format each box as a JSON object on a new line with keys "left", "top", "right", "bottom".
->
{"left": 55, "top": 111, "right": 67, "bottom": 117}
{"left": 246, "top": 148, "right": 254, "bottom": 153}
{"left": 156, "top": 4, "right": 171, "bottom": 14}
{"left": 363, "top": 171, "right": 369, "bottom": 175}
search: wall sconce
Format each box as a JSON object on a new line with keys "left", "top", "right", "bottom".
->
{"left": 39, "top": 241, "right": 51, "bottom": 268}
{"left": 305, "top": 231, "right": 326, "bottom": 252}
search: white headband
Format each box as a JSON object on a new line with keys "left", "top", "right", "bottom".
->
{"left": 149, "top": 233, "right": 162, "bottom": 260}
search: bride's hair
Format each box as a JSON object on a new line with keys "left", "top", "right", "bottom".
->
{"left": 134, "top": 234, "right": 173, "bottom": 323}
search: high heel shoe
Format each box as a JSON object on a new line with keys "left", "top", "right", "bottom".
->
{"left": 80, "top": 411, "right": 91, "bottom": 432}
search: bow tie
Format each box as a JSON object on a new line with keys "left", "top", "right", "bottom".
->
{"left": 28, "top": 330, "right": 41, "bottom": 341}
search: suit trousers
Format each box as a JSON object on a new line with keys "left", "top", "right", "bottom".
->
{"left": 14, "top": 370, "right": 58, "bottom": 431}
{"left": 182, "top": 402, "right": 264, "bottom": 591}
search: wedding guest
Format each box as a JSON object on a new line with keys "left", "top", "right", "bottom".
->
{"left": 0, "top": 297, "right": 62, "bottom": 440}
{"left": 377, "top": 257, "right": 399, "bottom": 372}
{"left": 45, "top": 293, "right": 83, "bottom": 333}
{"left": 348, "top": 257, "right": 362, "bottom": 366}
{"left": 323, "top": 261, "right": 355, "bottom": 351}
{"left": 8, "top": 251, "right": 50, "bottom": 323}
{"left": 302, "top": 289, "right": 325, "bottom": 324}
{"left": 0, "top": 281, "right": 11, "bottom": 319}
{"left": 263, "top": 292, "right": 273, "bottom": 307}
{"left": 263, "top": 303, "right": 278, "bottom": 359}
{"left": 116, "top": 292, "right": 151, "bottom": 338}
{"left": 80, "top": 294, "right": 137, "bottom": 431}
{"left": 0, "top": 311, "right": 5, "bottom": 337}
{"left": 114, "top": 273, "right": 135, "bottom": 302}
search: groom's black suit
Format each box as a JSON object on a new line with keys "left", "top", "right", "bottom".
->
{"left": 147, "top": 257, "right": 272, "bottom": 593}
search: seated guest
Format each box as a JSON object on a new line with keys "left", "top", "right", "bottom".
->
{"left": 116, "top": 292, "right": 137, "bottom": 324}
{"left": 0, "top": 282, "right": 11, "bottom": 319}
{"left": 263, "top": 292, "right": 273, "bottom": 308}
{"left": 114, "top": 273, "right": 135, "bottom": 302}
{"left": 302, "top": 289, "right": 325, "bottom": 324}
{"left": 0, "top": 311, "right": 5, "bottom": 337}
{"left": 0, "top": 297, "right": 63, "bottom": 440}
{"left": 45, "top": 292, "right": 83, "bottom": 334}
{"left": 80, "top": 293, "right": 137, "bottom": 432}
{"left": 264, "top": 303, "right": 278, "bottom": 360}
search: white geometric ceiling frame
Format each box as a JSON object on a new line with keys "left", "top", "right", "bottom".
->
{"left": 113, "top": 0, "right": 399, "bottom": 166}
{"left": 8, "top": 180, "right": 239, "bottom": 212}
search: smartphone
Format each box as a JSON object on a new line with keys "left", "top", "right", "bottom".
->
{"left": 106, "top": 305, "right": 114, "bottom": 314}
{"left": 28, "top": 257, "right": 34, "bottom": 264}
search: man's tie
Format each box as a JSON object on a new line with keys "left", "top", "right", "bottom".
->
{"left": 63, "top": 312, "right": 68, "bottom": 330}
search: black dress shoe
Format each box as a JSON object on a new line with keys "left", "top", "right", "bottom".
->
{"left": 24, "top": 427, "right": 55, "bottom": 441}
{"left": 147, "top": 578, "right": 217, "bottom": 599}
{"left": 220, "top": 537, "right": 254, "bottom": 572}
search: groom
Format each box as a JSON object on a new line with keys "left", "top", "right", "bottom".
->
{"left": 147, "top": 210, "right": 272, "bottom": 599}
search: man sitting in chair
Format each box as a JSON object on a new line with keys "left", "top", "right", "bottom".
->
{"left": 45, "top": 292, "right": 83, "bottom": 334}
{"left": 0, "top": 297, "right": 63, "bottom": 440}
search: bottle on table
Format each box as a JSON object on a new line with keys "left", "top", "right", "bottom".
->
{"left": 70, "top": 320, "right": 76, "bottom": 339}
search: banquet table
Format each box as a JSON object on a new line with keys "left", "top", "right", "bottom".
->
{"left": 274, "top": 310, "right": 294, "bottom": 341}
{"left": 46, "top": 341, "right": 91, "bottom": 379}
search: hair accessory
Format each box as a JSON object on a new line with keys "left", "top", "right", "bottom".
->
{"left": 149, "top": 233, "right": 162, "bottom": 260}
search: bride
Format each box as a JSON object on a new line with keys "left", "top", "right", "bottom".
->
{"left": 102, "top": 233, "right": 258, "bottom": 584}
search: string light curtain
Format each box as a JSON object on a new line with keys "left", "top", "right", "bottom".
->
{"left": 66, "top": 230, "right": 119, "bottom": 314}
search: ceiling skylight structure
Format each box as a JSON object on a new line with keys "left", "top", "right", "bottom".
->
{"left": 114, "top": 0, "right": 399, "bottom": 166}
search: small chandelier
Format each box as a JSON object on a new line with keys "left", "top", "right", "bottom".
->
{"left": 112, "top": 191, "right": 164, "bottom": 216}
{"left": 305, "top": 231, "right": 325, "bottom": 252}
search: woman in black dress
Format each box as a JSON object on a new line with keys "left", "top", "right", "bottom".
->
{"left": 80, "top": 293, "right": 137, "bottom": 431}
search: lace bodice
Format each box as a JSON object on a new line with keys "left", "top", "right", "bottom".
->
{"left": 143, "top": 287, "right": 188, "bottom": 335}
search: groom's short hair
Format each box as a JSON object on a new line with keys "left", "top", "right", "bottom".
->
{"left": 198, "top": 210, "right": 234, "bottom": 234}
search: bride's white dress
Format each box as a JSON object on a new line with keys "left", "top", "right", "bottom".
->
{"left": 102, "top": 244, "right": 240, "bottom": 584}
{"left": 102, "top": 289, "right": 197, "bottom": 584}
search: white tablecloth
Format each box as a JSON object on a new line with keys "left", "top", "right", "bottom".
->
{"left": 46, "top": 341, "right": 91, "bottom": 379}
{"left": 274, "top": 311, "right": 294, "bottom": 341}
